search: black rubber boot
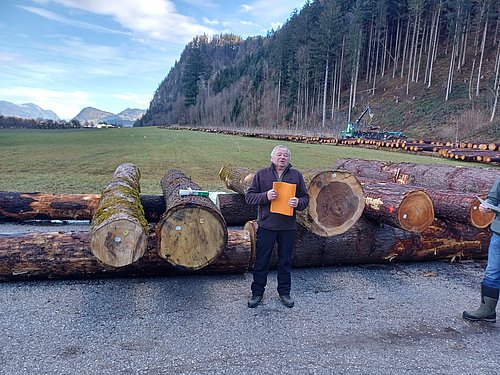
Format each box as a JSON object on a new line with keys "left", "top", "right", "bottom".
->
{"left": 463, "top": 284, "right": 499, "bottom": 323}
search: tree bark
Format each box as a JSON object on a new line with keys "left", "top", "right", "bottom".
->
{"left": 157, "top": 169, "right": 227, "bottom": 270}
{"left": 0, "top": 192, "right": 100, "bottom": 221}
{"left": 0, "top": 192, "right": 165, "bottom": 223}
{"left": 0, "top": 229, "right": 250, "bottom": 281}
{"left": 90, "top": 163, "right": 148, "bottom": 268}
{"left": 332, "top": 158, "right": 498, "bottom": 194}
{"left": 360, "top": 179, "right": 434, "bottom": 233}
{"left": 244, "top": 218, "right": 489, "bottom": 270}
{"left": 216, "top": 193, "right": 257, "bottom": 226}
{"left": 220, "top": 165, "right": 365, "bottom": 236}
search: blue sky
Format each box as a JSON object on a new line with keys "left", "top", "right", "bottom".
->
{"left": 0, "top": 0, "right": 308, "bottom": 119}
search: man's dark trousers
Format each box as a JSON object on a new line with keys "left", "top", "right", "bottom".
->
{"left": 251, "top": 227, "right": 296, "bottom": 296}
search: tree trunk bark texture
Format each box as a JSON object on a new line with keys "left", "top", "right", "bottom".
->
{"left": 0, "top": 229, "right": 250, "bottom": 282}
{"left": 216, "top": 193, "right": 257, "bottom": 226}
{"left": 244, "top": 218, "right": 489, "bottom": 270}
{"left": 332, "top": 158, "right": 498, "bottom": 194}
{"left": 219, "top": 165, "right": 365, "bottom": 237}
{"left": 157, "top": 169, "right": 227, "bottom": 270}
{"left": 90, "top": 163, "right": 148, "bottom": 268}
{"left": 0, "top": 192, "right": 165, "bottom": 223}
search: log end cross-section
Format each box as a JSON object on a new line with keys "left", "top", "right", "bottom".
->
{"left": 157, "top": 206, "right": 227, "bottom": 270}
{"left": 303, "top": 170, "right": 365, "bottom": 237}
{"left": 396, "top": 190, "right": 435, "bottom": 233}
{"left": 471, "top": 196, "right": 496, "bottom": 229}
{"left": 157, "top": 169, "right": 227, "bottom": 270}
{"left": 90, "top": 163, "right": 148, "bottom": 268}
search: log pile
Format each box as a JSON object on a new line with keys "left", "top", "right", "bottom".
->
{"left": 0, "top": 158, "right": 496, "bottom": 282}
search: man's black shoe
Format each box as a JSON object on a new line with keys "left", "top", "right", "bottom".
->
{"left": 247, "top": 295, "right": 263, "bottom": 308}
{"left": 279, "top": 295, "right": 294, "bottom": 308}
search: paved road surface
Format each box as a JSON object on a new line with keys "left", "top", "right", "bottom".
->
{"left": 0, "top": 255, "right": 498, "bottom": 375}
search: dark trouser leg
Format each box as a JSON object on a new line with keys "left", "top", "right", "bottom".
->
{"left": 276, "top": 229, "right": 296, "bottom": 296}
{"left": 251, "top": 227, "right": 277, "bottom": 296}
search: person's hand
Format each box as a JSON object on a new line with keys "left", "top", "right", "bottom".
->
{"left": 267, "top": 189, "right": 278, "bottom": 201}
{"left": 479, "top": 202, "right": 492, "bottom": 213}
{"left": 288, "top": 197, "right": 298, "bottom": 208}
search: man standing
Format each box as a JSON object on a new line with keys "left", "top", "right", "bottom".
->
{"left": 463, "top": 177, "right": 500, "bottom": 322}
{"left": 245, "top": 145, "right": 309, "bottom": 308}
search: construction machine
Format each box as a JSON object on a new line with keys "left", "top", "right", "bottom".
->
{"left": 339, "top": 106, "right": 405, "bottom": 140}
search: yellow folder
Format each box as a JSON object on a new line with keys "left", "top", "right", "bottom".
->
{"left": 270, "top": 181, "right": 296, "bottom": 216}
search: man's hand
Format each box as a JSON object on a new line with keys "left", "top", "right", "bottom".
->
{"left": 288, "top": 197, "right": 298, "bottom": 208}
{"left": 267, "top": 189, "right": 278, "bottom": 201}
{"left": 479, "top": 202, "right": 492, "bottom": 213}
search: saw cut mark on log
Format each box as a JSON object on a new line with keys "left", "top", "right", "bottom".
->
{"left": 90, "top": 163, "right": 148, "bottom": 268}
{"left": 157, "top": 169, "right": 227, "bottom": 270}
{"left": 218, "top": 164, "right": 255, "bottom": 194}
{"left": 304, "top": 170, "right": 365, "bottom": 236}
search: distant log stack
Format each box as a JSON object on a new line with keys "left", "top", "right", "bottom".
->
{"left": 157, "top": 169, "right": 227, "bottom": 270}
{"left": 220, "top": 165, "right": 365, "bottom": 236}
{"left": 332, "top": 158, "right": 498, "bottom": 194}
{"left": 0, "top": 229, "right": 251, "bottom": 281}
{"left": 90, "top": 163, "right": 148, "bottom": 268}
{"left": 359, "top": 180, "right": 434, "bottom": 233}
{"left": 244, "top": 218, "right": 489, "bottom": 269}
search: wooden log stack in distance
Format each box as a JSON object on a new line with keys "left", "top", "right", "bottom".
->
{"left": 220, "top": 165, "right": 365, "bottom": 236}
{"left": 90, "top": 163, "right": 148, "bottom": 268}
{"left": 157, "top": 169, "right": 227, "bottom": 270}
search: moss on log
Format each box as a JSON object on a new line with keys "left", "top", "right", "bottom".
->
{"left": 90, "top": 163, "right": 148, "bottom": 268}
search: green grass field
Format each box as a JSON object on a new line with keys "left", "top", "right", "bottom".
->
{"left": 0, "top": 127, "right": 493, "bottom": 195}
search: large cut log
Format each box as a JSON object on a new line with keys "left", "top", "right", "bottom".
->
{"left": 332, "top": 158, "right": 499, "bottom": 194}
{"left": 422, "top": 189, "right": 494, "bottom": 228}
{"left": 358, "top": 179, "right": 494, "bottom": 229}
{"left": 360, "top": 180, "right": 434, "bottom": 232}
{"left": 220, "top": 165, "right": 365, "bottom": 237}
{"left": 0, "top": 229, "right": 250, "bottom": 281}
{"left": 216, "top": 193, "right": 257, "bottom": 226}
{"left": 244, "top": 219, "right": 489, "bottom": 269}
{"left": 0, "top": 192, "right": 101, "bottom": 221}
{"left": 157, "top": 169, "right": 227, "bottom": 270}
{"left": 90, "top": 163, "right": 148, "bottom": 268}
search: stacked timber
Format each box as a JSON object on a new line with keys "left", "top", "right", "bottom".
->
{"left": 90, "top": 163, "right": 148, "bottom": 268}
{"left": 156, "top": 169, "right": 227, "bottom": 270}
{"left": 220, "top": 165, "right": 365, "bottom": 236}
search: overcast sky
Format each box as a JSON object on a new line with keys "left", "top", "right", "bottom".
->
{"left": 0, "top": 0, "right": 308, "bottom": 119}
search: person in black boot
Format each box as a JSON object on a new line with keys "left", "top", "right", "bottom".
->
{"left": 463, "top": 177, "right": 500, "bottom": 322}
{"left": 245, "top": 145, "right": 309, "bottom": 308}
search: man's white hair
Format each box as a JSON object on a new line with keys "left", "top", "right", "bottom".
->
{"left": 270, "top": 145, "right": 291, "bottom": 161}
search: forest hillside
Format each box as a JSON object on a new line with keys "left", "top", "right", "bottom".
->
{"left": 136, "top": 0, "right": 500, "bottom": 143}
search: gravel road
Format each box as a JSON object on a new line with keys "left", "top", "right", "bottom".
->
{"left": 0, "top": 222, "right": 498, "bottom": 374}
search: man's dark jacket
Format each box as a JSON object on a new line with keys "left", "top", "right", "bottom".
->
{"left": 245, "top": 163, "right": 309, "bottom": 231}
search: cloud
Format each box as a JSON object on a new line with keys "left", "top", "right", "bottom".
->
{"left": 0, "top": 86, "right": 92, "bottom": 119}
{"left": 240, "top": 0, "right": 304, "bottom": 21}
{"left": 30, "top": 0, "right": 217, "bottom": 44}
{"left": 112, "top": 93, "right": 151, "bottom": 109}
